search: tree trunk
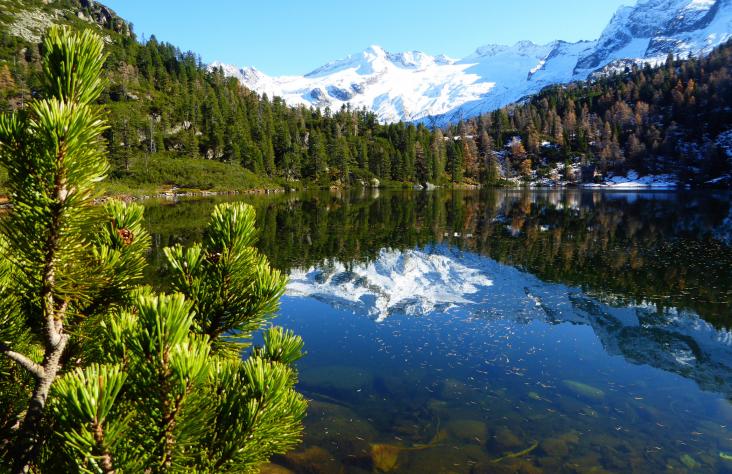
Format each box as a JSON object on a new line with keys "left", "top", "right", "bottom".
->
{"left": 11, "top": 334, "right": 68, "bottom": 474}
{"left": 11, "top": 171, "right": 68, "bottom": 473}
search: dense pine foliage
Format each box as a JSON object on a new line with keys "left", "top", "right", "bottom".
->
{"left": 1, "top": 0, "right": 732, "bottom": 188}
{"left": 0, "top": 26, "right": 306, "bottom": 473}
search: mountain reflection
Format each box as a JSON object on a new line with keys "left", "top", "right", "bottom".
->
{"left": 286, "top": 244, "right": 732, "bottom": 399}
{"left": 287, "top": 248, "right": 493, "bottom": 321}
{"left": 145, "top": 188, "right": 732, "bottom": 328}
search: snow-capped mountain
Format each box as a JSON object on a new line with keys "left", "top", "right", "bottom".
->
{"left": 213, "top": 0, "right": 732, "bottom": 124}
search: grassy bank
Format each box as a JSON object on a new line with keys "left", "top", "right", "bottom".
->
{"left": 0, "top": 152, "right": 488, "bottom": 200}
{"left": 102, "top": 152, "right": 283, "bottom": 197}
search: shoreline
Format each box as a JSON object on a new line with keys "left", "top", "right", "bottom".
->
{"left": 0, "top": 182, "right": 728, "bottom": 210}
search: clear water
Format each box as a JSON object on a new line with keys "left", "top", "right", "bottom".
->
{"left": 143, "top": 189, "right": 732, "bottom": 473}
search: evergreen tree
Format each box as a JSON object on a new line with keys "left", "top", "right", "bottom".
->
{"left": 430, "top": 129, "right": 446, "bottom": 183}
{"left": 484, "top": 155, "right": 501, "bottom": 185}
{"left": 0, "top": 27, "right": 305, "bottom": 474}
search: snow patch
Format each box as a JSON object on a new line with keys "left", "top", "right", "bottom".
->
{"left": 582, "top": 171, "right": 678, "bottom": 190}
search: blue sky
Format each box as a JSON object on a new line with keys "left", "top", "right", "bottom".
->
{"left": 103, "top": 0, "right": 634, "bottom": 76}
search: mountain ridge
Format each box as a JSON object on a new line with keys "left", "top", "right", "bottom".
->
{"left": 214, "top": 0, "right": 732, "bottom": 124}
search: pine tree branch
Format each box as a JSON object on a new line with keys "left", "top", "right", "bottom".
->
{"left": 92, "top": 420, "right": 116, "bottom": 474}
{"left": 0, "top": 343, "right": 44, "bottom": 380}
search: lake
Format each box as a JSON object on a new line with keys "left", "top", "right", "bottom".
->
{"left": 143, "top": 189, "right": 732, "bottom": 473}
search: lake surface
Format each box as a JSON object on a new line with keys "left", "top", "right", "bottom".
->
{"left": 143, "top": 189, "right": 732, "bottom": 473}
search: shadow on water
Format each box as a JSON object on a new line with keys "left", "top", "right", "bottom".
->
{"left": 143, "top": 189, "right": 732, "bottom": 473}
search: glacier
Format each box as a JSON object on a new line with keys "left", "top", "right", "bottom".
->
{"left": 213, "top": 0, "right": 732, "bottom": 124}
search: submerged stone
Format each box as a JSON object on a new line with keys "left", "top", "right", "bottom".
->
{"left": 680, "top": 454, "right": 699, "bottom": 469}
{"left": 445, "top": 418, "right": 487, "bottom": 443}
{"left": 301, "top": 365, "right": 373, "bottom": 395}
{"left": 491, "top": 426, "right": 524, "bottom": 451}
{"left": 370, "top": 443, "right": 402, "bottom": 472}
{"left": 279, "top": 446, "right": 341, "bottom": 474}
{"left": 478, "top": 458, "right": 542, "bottom": 474}
{"left": 440, "top": 378, "right": 468, "bottom": 399}
{"left": 562, "top": 380, "right": 605, "bottom": 400}
{"left": 716, "top": 399, "right": 732, "bottom": 422}
{"left": 540, "top": 437, "right": 570, "bottom": 457}
{"left": 307, "top": 399, "right": 378, "bottom": 439}
{"left": 405, "top": 443, "right": 487, "bottom": 473}
{"left": 258, "top": 464, "right": 295, "bottom": 474}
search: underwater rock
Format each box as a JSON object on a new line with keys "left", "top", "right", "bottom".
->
{"left": 535, "top": 455, "right": 563, "bottom": 472}
{"left": 446, "top": 419, "right": 488, "bottom": 443}
{"left": 373, "top": 374, "right": 412, "bottom": 397}
{"left": 300, "top": 365, "right": 374, "bottom": 399}
{"left": 719, "top": 435, "right": 732, "bottom": 453}
{"left": 539, "top": 437, "right": 570, "bottom": 458}
{"left": 306, "top": 400, "right": 379, "bottom": 445}
{"left": 258, "top": 464, "right": 295, "bottom": 474}
{"left": 562, "top": 380, "right": 605, "bottom": 400}
{"left": 426, "top": 398, "right": 449, "bottom": 412}
{"left": 391, "top": 419, "right": 423, "bottom": 438}
{"left": 473, "top": 458, "right": 542, "bottom": 474}
{"left": 571, "top": 452, "right": 611, "bottom": 473}
{"left": 370, "top": 443, "right": 402, "bottom": 472}
{"left": 716, "top": 399, "right": 732, "bottom": 423}
{"left": 406, "top": 444, "right": 487, "bottom": 473}
{"left": 680, "top": 454, "right": 699, "bottom": 469}
{"left": 440, "top": 378, "right": 469, "bottom": 399}
{"left": 634, "top": 401, "right": 663, "bottom": 422}
{"left": 278, "top": 446, "right": 341, "bottom": 474}
{"left": 491, "top": 426, "right": 524, "bottom": 452}
{"left": 557, "top": 431, "right": 580, "bottom": 445}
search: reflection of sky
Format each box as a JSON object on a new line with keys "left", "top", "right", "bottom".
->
{"left": 282, "top": 245, "right": 732, "bottom": 400}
